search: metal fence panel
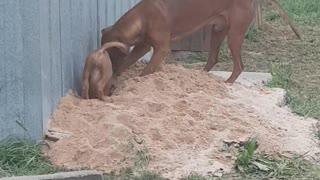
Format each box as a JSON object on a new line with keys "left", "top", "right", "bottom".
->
{"left": 0, "top": 0, "right": 150, "bottom": 141}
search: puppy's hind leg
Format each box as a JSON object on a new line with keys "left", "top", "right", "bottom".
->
{"left": 81, "top": 61, "right": 91, "bottom": 99}
{"left": 97, "top": 63, "right": 113, "bottom": 102}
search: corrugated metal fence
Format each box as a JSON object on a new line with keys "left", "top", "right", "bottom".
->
{"left": 0, "top": 0, "right": 150, "bottom": 141}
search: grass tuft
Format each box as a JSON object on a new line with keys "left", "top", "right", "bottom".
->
{"left": 267, "top": 63, "right": 294, "bottom": 90}
{"left": 265, "top": 10, "right": 281, "bottom": 22}
{"left": 312, "top": 122, "right": 320, "bottom": 145}
{"left": 104, "top": 168, "right": 167, "bottom": 180}
{"left": 0, "top": 137, "right": 65, "bottom": 178}
{"left": 236, "top": 154, "right": 320, "bottom": 179}
{"left": 187, "top": 53, "right": 208, "bottom": 63}
{"left": 233, "top": 138, "right": 320, "bottom": 179}
{"left": 278, "top": 0, "right": 320, "bottom": 25}
{"left": 180, "top": 172, "right": 208, "bottom": 180}
{"left": 103, "top": 139, "right": 166, "bottom": 180}
{"left": 127, "top": 138, "right": 150, "bottom": 173}
{"left": 245, "top": 26, "right": 258, "bottom": 42}
{"left": 267, "top": 63, "right": 320, "bottom": 119}
{"left": 235, "top": 138, "right": 258, "bottom": 173}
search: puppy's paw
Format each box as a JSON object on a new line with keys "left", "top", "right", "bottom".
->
{"left": 81, "top": 95, "right": 89, "bottom": 100}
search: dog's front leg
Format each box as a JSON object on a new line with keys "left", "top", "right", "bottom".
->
{"left": 115, "top": 42, "right": 151, "bottom": 76}
{"left": 140, "top": 47, "right": 169, "bottom": 76}
{"left": 140, "top": 41, "right": 170, "bottom": 77}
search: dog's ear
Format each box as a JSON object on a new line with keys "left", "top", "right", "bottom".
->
{"left": 101, "top": 26, "right": 113, "bottom": 34}
{"left": 101, "top": 26, "right": 114, "bottom": 46}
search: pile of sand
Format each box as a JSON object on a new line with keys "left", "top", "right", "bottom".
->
{"left": 44, "top": 63, "right": 320, "bottom": 179}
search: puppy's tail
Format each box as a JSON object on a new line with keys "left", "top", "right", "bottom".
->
{"left": 99, "top": 42, "right": 129, "bottom": 55}
{"left": 267, "top": 0, "right": 301, "bottom": 40}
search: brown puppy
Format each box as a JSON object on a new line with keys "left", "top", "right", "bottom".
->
{"left": 81, "top": 42, "right": 128, "bottom": 102}
{"left": 101, "top": 0, "right": 299, "bottom": 84}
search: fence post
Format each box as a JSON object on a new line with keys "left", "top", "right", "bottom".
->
{"left": 254, "top": 0, "right": 263, "bottom": 29}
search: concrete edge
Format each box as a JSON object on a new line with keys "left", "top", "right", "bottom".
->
{"left": 0, "top": 170, "right": 104, "bottom": 180}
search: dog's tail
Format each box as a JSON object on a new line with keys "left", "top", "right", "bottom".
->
{"left": 267, "top": 0, "right": 301, "bottom": 40}
{"left": 99, "top": 42, "right": 129, "bottom": 55}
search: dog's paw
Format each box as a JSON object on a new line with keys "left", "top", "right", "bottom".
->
{"left": 224, "top": 81, "right": 233, "bottom": 86}
{"left": 101, "top": 96, "right": 113, "bottom": 103}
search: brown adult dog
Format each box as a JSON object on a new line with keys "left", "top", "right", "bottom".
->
{"left": 101, "top": 0, "right": 298, "bottom": 84}
{"left": 81, "top": 42, "right": 128, "bottom": 101}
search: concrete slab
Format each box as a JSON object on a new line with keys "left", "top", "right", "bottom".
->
{"left": 0, "top": 170, "right": 104, "bottom": 180}
{"left": 210, "top": 71, "right": 272, "bottom": 87}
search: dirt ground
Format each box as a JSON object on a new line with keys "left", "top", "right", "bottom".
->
{"left": 44, "top": 62, "right": 320, "bottom": 180}
{"left": 168, "top": 21, "right": 320, "bottom": 101}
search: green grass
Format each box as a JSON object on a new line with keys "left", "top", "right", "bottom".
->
{"left": 103, "top": 139, "right": 167, "bottom": 180}
{"left": 187, "top": 53, "right": 208, "bottom": 63}
{"left": 0, "top": 136, "right": 316, "bottom": 180}
{"left": 245, "top": 26, "right": 258, "bottom": 42}
{"left": 267, "top": 63, "right": 320, "bottom": 119}
{"left": 278, "top": 0, "right": 320, "bottom": 25}
{"left": 235, "top": 138, "right": 258, "bottom": 173}
{"left": 180, "top": 138, "right": 320, "bottom": 180}
{"left": 131, "top": 141, "right": 150, "bottom": 173}
{"left": 264, "top": 0, "right": 320, "bottom": 25}
{"left": 313, "top": 122, "right": 320, "bottom": 144}
{"left": 0, "top": 137, "right": 65, "bottom": 178}
{"left": 180, "top": 173, "right": 208, "bottom": 180}
{"left": 104, "top": 168, "right": 167, "bottom": 180}
{"left": 233, "top": 138, "right": 320, "bottom": 179}
{"left": 235, "top": 154, "right": 320, "bottom": 180}
{"left": 262, "top": 0, "right": 320, "bottom": 119}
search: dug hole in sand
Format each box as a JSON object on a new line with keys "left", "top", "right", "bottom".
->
{"left": 44, "top": 63, "right": 320, "bottom": 179}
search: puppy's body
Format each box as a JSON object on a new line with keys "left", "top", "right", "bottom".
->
{"left": 81, "top": 42, "right": 128, "bottom": 101}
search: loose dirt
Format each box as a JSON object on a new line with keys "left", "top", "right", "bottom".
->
{"left": 44, "top": 63, "right": 320, "bottom": 179}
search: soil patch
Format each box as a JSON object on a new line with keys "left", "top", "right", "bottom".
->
{"left": 44, "top": 63, "right": 320, "bottom": 179}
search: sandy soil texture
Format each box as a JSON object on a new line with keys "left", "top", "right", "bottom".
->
{"left": 44, "top": 63, "right": 320, "bottom": 179}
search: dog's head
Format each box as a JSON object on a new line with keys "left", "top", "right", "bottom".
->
{"left": 101, "top": 26, "right": 130, "bottom": 72}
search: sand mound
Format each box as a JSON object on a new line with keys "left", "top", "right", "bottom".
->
{"left": 44, "top": 63, "right": 320, "bottom": 179}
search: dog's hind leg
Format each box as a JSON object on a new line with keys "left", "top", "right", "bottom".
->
{"left": 225, "top": 9, "right": 254, "bottom": 84}
{"left": 204, "top": 19, "right": 229, "bottom": 72}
